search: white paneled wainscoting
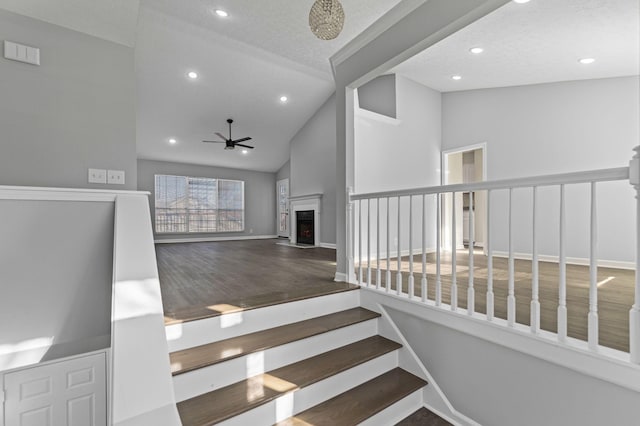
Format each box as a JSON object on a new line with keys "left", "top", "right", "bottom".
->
{"left": 347, "top": 147, "right": 640, "bottom": 387}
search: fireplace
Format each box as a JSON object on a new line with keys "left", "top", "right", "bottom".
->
{"left": 296, "top": 210, "right": 315, "bottom": 245}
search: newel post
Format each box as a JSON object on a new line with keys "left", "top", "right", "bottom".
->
{"left": 346, "top": 187, "right": 357, "bottom": 284}
{"left": 630, "top": 146, "right": 640, "bottom": 364}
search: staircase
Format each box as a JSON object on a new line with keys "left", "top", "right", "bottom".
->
{"left": 165, "top": 289, "right": 446, "bottom": 425}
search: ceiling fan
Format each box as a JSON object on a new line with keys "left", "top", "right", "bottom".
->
{"left": 203, "top": 118, "right": 254, "bottom": 150}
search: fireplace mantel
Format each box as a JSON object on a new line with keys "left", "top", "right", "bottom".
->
{"left": 289, "top": 194, "right": 322, "bottom": 246}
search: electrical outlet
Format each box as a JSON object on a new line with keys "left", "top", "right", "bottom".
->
{"left": 88, "top": 168, "right": 106, "bottom": 184}
{"left": 107, "top": 170, "right": 125, "bottom": 185}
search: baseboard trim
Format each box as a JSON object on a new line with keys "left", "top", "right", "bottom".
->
{"left": 321, "top": 242, "right": 337, "bottom": 249}
{"left": 492, "top": 251, "right": 634, "bottom": 270}
{"left": 155, "top": 235, "right": 277, "bottom": 244}
{"left": 334, "top": 272, "right": 348, "bottom": 283}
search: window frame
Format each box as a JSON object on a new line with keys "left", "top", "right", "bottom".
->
{"left": 154, "top": 174, "right": 245, "bottom": 234}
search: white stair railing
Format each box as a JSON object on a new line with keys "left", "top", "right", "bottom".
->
{"left": 348, "top": 150, "right": 639, "bottom": 365}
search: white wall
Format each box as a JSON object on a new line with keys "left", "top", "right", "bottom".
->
{"left": 0, "top": 9, "right": 137, "bottom": 190}
{"left": 354, "top": 75, "right": 442, "bottom": 260}
{"left": 442, "top": 76, "right": 640, "bottom": 263}
{"left": 0, "top": 200, "right": 114, "bottom": 371}
{"left": 289, "top": 95, "right": 337, "bottom": 245}
{"left": 386, "top": 306, "right": 640, "bottom": 426}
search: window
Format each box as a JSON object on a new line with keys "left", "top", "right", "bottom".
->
{"left": 155, "top": 175, "right": 244, "bottom": 233}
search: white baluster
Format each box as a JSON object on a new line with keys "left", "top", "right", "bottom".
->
{"left": 436, "top": 193, "right": 442, "bottom": 307}
{"left": 421, "top": 194, "right": 427, "bottom": 303}
{"left": 558, "top": 184, "right": 567, "bottom": 342}
{"left": 630, "top": 146, "right": 640, "bottom": 364}
{"left": 367, "top": 198, "right": 371, "bottom": 286}
{"left": 347, "top": 188, "right": 355, "bottom": 284}
{"left": 531, "top": 187, "right": 540, "bottom": 333}
{"left": 376, "top": 198, "right": 381, "bottom": 290}
{"left": 486, "top": 190, "right": 494, "bottom": 321}
{"left": 451, "top": 193, "right": 458, "bottom": 311}
{"left": 386, "top": 197, "right": 391, "bottom": 293}
{"left": 408, "top": 195, "right": 415, "bottom": 298}
{"left": 588, "top": 182, "right": 599, "bottom": 351}
{"left": 358, "top": 199, "right": 362, "bottom": 286}
{"left": 397, "top": 196, "right": 403, "bottom": 295}
{"left": 468, "top": 191, "right": 475, "bottom": 315}
{"left": 508, "top": 188, "right": 516, "bottom": 327}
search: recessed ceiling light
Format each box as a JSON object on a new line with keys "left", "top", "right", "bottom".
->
{"left": 187, "top": 71, "right": 198, "bottom": 79}
{"left": 452, "top": 75, "right": 462, "bottom": 81}
{"left": 169, "top": 138, "right": 177, "bottom": 145}
{"left": 513, "top": 0, "right": 531, "bottom": 3}
{"left": 215, "top": 9, "right": 228, "bottom": 17}
{"left": 470, "top": 47, "right": 484, "bottom": 54}
{"left": 579, "top": 58, "right": 596, "bottom": 65}
{"left": 241, "top": 149, "right": 249, "bottom": 155}
{"left": 280, "top": 96, "right": 288, "bottom": 103}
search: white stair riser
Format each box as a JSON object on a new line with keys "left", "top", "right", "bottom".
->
{"left": 166, "top": 291, "right": 360, "bottom": 352}
{"left": 358, "top": 388, "right": 424, "bottom": 426}
{"left": 217, "top": 351, "right": 399, "bottom": 426}
{"left": 173, "top": 319, "right": 378, "bottom": 402}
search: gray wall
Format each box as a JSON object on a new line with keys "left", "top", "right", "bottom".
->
{"left": 358, "top": 74, "right": 397, "bottom": 118}
{"left": 138, "top": 159, "right": 277, "bottom": 240}
{"left": 276, "top": 160, "right": 290, "bottom": 182}
{"left": 0, "top": 9, "right": 137, "bottom": 190}
{"left": 387, "top": 307, "right": 640, "bottom": 426}
{"left": 0, "top": 200, "right": 114, "bottom": 368}
{"left": 442, "top": 76, "right": 640, "bottom": 263}
{"left": 289, "top": 94, "right": 337, "bottom": 245}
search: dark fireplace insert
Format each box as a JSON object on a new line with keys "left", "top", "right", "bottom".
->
{"left": 296, "top": 210, "right": 314, "bottom": 245}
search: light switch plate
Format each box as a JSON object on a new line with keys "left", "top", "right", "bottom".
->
{"left": 107, "top": 170, "right": 125, "bottom": 185}
{"left": 4, "top": 41, "right": 40, "bottom": 65}
{"left": 88, "top": 168, "right": 107, "bottom": 184}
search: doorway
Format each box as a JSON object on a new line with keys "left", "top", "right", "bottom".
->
{"left": 442, "top": 143, "right": 486, "bottom": 250}
{"left": 277, "top": 178, "right": 289, "bottom": 238}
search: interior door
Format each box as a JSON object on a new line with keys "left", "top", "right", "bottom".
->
{"left": 277, "top": 178, "right": 289, "bottom": 238}
{"left": 3, "top": 352, "right": 107, "bottom": 426}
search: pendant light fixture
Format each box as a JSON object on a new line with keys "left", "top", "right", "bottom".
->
{"left": 309, "top": 0, "right": 345, "bottom": 40}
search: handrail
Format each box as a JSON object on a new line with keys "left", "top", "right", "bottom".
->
{"left": 350, "top": 166, "right": 629, "bottom": 200}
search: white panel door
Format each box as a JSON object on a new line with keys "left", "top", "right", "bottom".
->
{"left": 4, "top": 352, "right": 107, "bottom": 426}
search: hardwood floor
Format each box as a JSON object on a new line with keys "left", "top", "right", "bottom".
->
{"left": 157, "top": 239, "right": 634, "bottom": 352}
{"left": 156, "top": 239, "right": 356, "bottom": 324}
{"left": 358, "top": 249, "right": 634, "bottom": 352}
{"left": 396, "top": 408, "right": 452, "bottom": 425}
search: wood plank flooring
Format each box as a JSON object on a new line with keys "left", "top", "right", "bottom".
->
{"left": 358, "top": 250, "right": 634, "bottom": 352}
{"left": 156, "top": 239, "right": 356, "bottom": 324}
{"left": 170, "top": 308, "right": 380, "bottom": 375}
{"left": 177, "top": 336, "right": 401, "bottom": 425}
{"left": 396, "top": 408, "right": 452, "bottom": 425}
{"left": 275, "top": 368, "right": 427, "bottom": 426}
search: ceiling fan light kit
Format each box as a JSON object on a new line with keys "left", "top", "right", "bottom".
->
{"left": 203, "top": 118, "right": 254, "bottom": 151}
{"left": 309, "top": 0, "right": 345, "bottom": 40}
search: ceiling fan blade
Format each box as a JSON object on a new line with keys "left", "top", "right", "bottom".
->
{"left": 235, "top": 143, "right": 254, "bottom": 149}
{"left": 232, "top": 137, "right": 252, "bottom": 143}
{"left": 203, "top": 140, "right": 226, "bottom": 143}
{"left": 215, "top": 132, "right": 228, "bottom": 141}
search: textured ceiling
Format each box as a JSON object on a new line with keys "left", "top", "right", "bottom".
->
{"left": 0, "top": 0, "right": 140, "bottom": 47}
{"left": 393, "top": 0, "right": 640, "bottom": 92}
{"left": 142, "top": 0, "right": 404, "bottom": 78}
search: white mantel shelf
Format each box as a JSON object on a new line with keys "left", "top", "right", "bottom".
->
{"left": 289, "top": 194, "right": 323, "bottom": 247}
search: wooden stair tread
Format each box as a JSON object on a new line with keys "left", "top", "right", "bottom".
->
{"left": 396, "top": 407, "right": 452, "bottom": 425}
{"left": 177, "top": 336, "right": 401, "bottom": 425}
{"left": 170, "top": 307, "right": 380, "bottom": 375}
{"left": 276, "top": 368, "right": 427, "bottom": 426}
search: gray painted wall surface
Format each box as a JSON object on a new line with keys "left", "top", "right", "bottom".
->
{"left": 387, "top": 307, "right": 640, "bottom": 426}
{"left": 0, "top": 9, "right": 137, "bottom": 190}
{"left": 442, "top": 76, "right": 640, "bottom": 262}
{"left": 0, "top": 200, "right": 113, "bottom": 366}
{"left": 137, "top": 159, "right": 276, "bottom": 240}
{"left": 289, "top": 95, "right": 337, "bottom": 244}
{"left": 357, "top": 74, "right": 397, "bottom": 118}
{"left": 276, "top": 160, "right": 290, "bottom": 182}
